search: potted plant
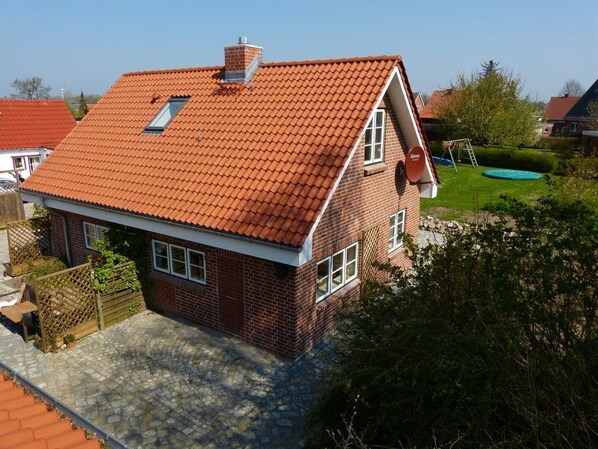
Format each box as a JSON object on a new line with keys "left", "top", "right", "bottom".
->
{"left": 64, "top": 334, "right": 76, "bottom": 349}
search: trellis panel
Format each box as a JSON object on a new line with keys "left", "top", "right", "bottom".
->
{"left": 361, "top": 225, "right": 380, "bottom": 285}
{"left": 36, "top": 263, "right": 98, "bottom": 352}
{"left": 6, "top": 216, "right": 51, "bottom": 266}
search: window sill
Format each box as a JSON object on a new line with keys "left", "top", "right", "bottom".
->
{"left": 364, "top": 163, "right": 387, "bottom": 176}
{"left": 316, "top": 278, "right": 360, "bottom": 305}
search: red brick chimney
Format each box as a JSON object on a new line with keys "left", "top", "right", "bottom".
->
{"left": 224, "top": 37, "right": 263, "bottom": 83}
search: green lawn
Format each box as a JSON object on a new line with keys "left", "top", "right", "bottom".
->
{"left": 421, "top": 164, "right": 551, "bottom": 221}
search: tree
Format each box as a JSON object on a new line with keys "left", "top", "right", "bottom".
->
{"left": 10, "top": 77, "right": 51, "bottom": 99}
{"left": 481, "top": 59, "right": 500, "bottom": 76}
{"left": 308, "top": 197, "right": 598, "bottom": 449}
{"left": 437, "top": 67, "right": 538, "bottom": 146}
{"left": 78, "top": 91, "right": 89, "bottom": 118}
{"left": 559, "top": 79, "right": 584, "bottom": 97}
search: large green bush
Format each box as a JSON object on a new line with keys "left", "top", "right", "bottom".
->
{"left": 308, "top": 197, "right": 597, "bottom": 449}
{"left": 430, "top": 145, "right": 557, "bottom": 172}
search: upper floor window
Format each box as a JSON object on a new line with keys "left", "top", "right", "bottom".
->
{"left": 364, "top": 109, "right": 385, "bottom": 165}
{"left": 83, "top": 222, "right": 109, "bottom": 250}
{"left": 388, "top": 210, "right": 406, "bottom": 252}
{"left": 316, "top": 242, "right": 359, "bottom": 302}
{"left": 145, "top": 97, "right": 189, "bottom": 134}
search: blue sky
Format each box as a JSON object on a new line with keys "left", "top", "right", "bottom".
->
{"left": 1, "top": 0, "right": 596, "bottom": 101}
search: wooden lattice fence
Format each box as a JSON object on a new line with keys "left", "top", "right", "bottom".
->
{"left": 5, "top": 217, "right": 51, "bottom": 275}
{"left": 97, "top": 261, "right": 145, "bottom": 329}
{"left": 35, "top": 263, "right": 98, "bottom": 352}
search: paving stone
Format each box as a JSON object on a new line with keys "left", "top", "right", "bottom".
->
{"left": 0, "top": 310, "right": 332, "bottom": 448}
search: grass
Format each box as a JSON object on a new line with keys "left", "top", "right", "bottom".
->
{"left": 421, "top": 163, "right": 551, "bottom": 221}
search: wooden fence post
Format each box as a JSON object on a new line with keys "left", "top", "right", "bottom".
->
{"left": 95, "top": 278, "right": 105, "bottom": 331}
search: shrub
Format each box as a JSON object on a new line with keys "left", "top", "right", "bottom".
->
{"left": 537, "top": 136, "right": 580, "bottom": 156}
{"left": 308, "top": 197, "right": 598, "bottom": 449}
{"left": 430, "top": 145, "right": 557, "bottom": 172}
{"left": 26, "top": 257, "right": 67, "bottom": 281}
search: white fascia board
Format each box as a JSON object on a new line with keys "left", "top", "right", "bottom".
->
{"left": 19, "top": 192, "right": 310, "bottom": 267}
{"left": 385, "top": 67, "right": 437, "bottom": 198}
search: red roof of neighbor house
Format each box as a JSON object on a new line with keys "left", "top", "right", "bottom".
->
{"left": 0, "top": 374, "right": 101, "bottom": 449}
{"left": 0, "top": 100, "right": 76, "bottom": 151}
{"left": 544, "top": 96, "right": 580, "bottom": 121}
{"left": 419, "top": 89, "right": 453, "bottom": 120}
{"left": 21, "top": 55, "right": 432, "bottom": 247}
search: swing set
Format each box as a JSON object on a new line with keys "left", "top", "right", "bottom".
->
{"left": 441, "top": 139, "right": 478, "bottom": 172}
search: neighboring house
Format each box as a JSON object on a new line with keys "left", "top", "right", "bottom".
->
{"left": 0, "top": 100, "right": 76, "bottom": 180}
{"left": 581, "top": 131, "right": 598, "bottom": 157}
{"left": 411, "top": 92, "right": 425, "bottom": 113}
{"left": 563, "top": 78, "right": 598, "bottom": 136}
{"left": 20, "top": 38, "right": 439, "bottom": 358}
{"left": 542, "top": 95, "right": 581, "bottom": 136}
{"left": 419, "top": 89, "right": 454, "bottom": 141}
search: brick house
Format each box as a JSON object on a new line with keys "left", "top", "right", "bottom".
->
{"left": 563, "top": 78, "right": 598, "bottom": 136}
{"left": 0, "top": 99, "right": 76, "bottom": 180}
{"left": 20, "top": 38, "right": 439, "bottom": 358}
{"left": 542, "top": 95, "right": 581, "bottom": 136}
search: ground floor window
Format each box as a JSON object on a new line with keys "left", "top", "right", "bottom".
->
{"left": 152, "top": 239, "right": 206, "bottom": 284}
{"left": 388, "top": 210, "right": 406, "bottom": 252}
{"left": 316, "top": 242, "right": 359, "bottom": 302}
{"left": 83, "top": 222, "right": 109, "bottom": 250}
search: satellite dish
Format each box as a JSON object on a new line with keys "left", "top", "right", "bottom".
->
{"left": 405, "top": 146, "right": 426, "bottom": 183}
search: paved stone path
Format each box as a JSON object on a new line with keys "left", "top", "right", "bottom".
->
{"left": 0, "top": 311, "right": 333, "bottom": 448}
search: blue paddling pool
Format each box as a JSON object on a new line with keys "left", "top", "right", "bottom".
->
{"left": 483, "top": 169, "right": 542, "bottom": 180}
{"left": 432, "top": 156, "right": 454, "bottom": 167}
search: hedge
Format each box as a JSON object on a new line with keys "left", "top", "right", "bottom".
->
{"left": 430, "top": 145, "right": 558, "bottom": 173}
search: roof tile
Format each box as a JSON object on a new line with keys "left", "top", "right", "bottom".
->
{"left": 21, "top": 56, "right": 413, "bottom": 247}
{"left": 0, "top": 100, "right": 76, "bottom": 150}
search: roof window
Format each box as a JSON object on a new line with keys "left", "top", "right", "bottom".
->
{"left": 145, "top": 97, "right": 189, "bottom": 133}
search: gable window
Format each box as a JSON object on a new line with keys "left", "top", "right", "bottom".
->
{"left": 152, "top": 239, "right": 206, "bottom": 284}
{"left": 83, "top": 222, "right": 109, "bottom": 250}
{"left": 389, "top": 210, "right": 406, "bottom": 252}
{"left": 316, "top": 242, "right": 359, "bottom": 302}
{"left": 145, "top": 97, "right": 189, "bottom": 134}
{"left": 364, "top": 109, "right": 385, "bottom": 165}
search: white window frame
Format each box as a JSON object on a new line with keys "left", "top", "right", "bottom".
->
{"left": 316, "top": 243, "right": 359, "bottom": 303}
{"left": 152, "top": 240, "right": 170, "bottom": 274}
{"left": 169, "top": 244, "right": 188, "bottom": 279}
{"left": 388, "top": 210, "right": 406, "bottom": 253}
{"left": 364, "top": 109, "right": 385, "bottom": 165}
{"left": 83, "top": 222, "right": 109, "bottom": 250}
{"left": 187, "top": 248, "right": 206, "bottom": 284}
{"left": 569, "top": 122, "right": 577, "bottom": 132}
{"left": 151, "top": 239, "right": 207, "bottom": 285}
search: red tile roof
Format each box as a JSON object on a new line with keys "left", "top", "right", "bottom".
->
{"left": 21, "top": 55, "right": 429, "bottom": 247}
{"left": 419, "top": 89, "right": 454, "bottom": 120}
{"left": 0, "top": 374, "right": 101, "bottom": 449}
{"left": 544, "top": 95, "right": 580, "bottom": 121}
{"left": 0, "top": 100, "right": 76, "bottom": 151}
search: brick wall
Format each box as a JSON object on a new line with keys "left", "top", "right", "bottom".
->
{"left": 294, "top": 94, "right": 421, "bottom": 354}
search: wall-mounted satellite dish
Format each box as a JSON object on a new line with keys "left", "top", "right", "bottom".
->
{"left": 405, "top": 145, "right": 426, "bottom": 183}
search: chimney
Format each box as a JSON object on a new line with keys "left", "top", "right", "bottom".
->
{"left": 224, "top": 36, "right": 263, "bottom": 83}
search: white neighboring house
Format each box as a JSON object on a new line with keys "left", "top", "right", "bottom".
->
{"left": 0, "top": 99, "right": 76, "bottom": 182}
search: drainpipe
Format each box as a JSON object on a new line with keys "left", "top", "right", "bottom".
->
{"left": 61, "top": 214, "right": 72, "bottom": 266}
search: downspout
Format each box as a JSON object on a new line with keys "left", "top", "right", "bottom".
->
{"left": 61, "top": 214, "right": 72, "bottom": 266}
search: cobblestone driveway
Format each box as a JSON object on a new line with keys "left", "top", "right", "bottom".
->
{"left": 0, "top": 311, "right": 332, "bottom": 448}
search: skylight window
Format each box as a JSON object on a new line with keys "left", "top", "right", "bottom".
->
{"left": 145, "top": 97, "right": 189, "bottom": 133}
